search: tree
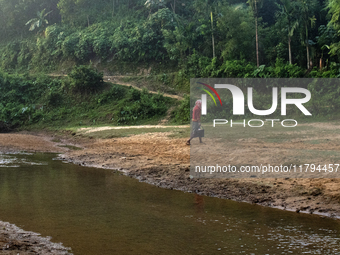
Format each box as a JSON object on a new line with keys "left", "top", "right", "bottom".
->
{"left": 276, "top": 0, "right": 299, "bottom": 65}
{"left": 326, "top": 0, "right": 340, "bottom": 56}
{"left": 327, "top": 0, "right": 340, "bottom": 30}
{"left": 297, "top": 0, "right": 318, "bottom": 69}
{"left": 248, "top": 0, "right": 263, "bottom": 67}
{"left": 25, "top": 8, "right": 52, "bottom": 32}
{"left": 216, "top": 4, "right": 254, "bottom": 62}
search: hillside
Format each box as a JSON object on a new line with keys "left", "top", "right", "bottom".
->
{"left": 1, "top": 0, "right": 340, "bottom": 129}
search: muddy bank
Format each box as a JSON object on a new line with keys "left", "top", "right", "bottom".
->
{"left": 0, "top": 133, "right": 68, "bottom": 154}
{"left": 0, "top": 221, "right": 72, "bottom": 254}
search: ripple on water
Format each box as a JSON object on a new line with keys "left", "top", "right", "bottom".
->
{"left": 0, "top": 154, "right": 47, "bottom": 168}
{"left": 192, "top": 214, "right": 340, "bottom": 254}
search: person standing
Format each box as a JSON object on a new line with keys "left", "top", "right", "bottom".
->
{"left": 186, "top": 99, "right": 202, "bottom": 145}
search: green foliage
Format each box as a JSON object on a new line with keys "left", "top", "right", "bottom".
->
{"left": 62, "top": 33, "right": 80, "bottom": 59}
{"left": 0, "top": 70, "right": 174, "bottom": 129}
{"left": 307, "top": 79, "right": 340, "bottom": 115}
{"left": 221, "top": 60, "right": 256, "bottom": 78}
{"left": 0, "top": 0, "right": 339, "bottom": 100}
{"left": 25, "top": 8, "right": 52, "bottom": 32}
{"left": 117, "top": 88, "right": 169, "bottom": 124}
{"left": 68, "top": 65, "right": 104, "bottom": 93}
{"left": 97, "top": 85, "right": 125, "bottom": 105}
{"left": 171, "top": 94, "right": 190, "bottom": 124}
{"left": 270, "top": 58, "right": 304, "bottom": 77}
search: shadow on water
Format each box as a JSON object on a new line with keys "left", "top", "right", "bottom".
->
{"left": 0, "top": 153, "right": 340, "bottom": 254}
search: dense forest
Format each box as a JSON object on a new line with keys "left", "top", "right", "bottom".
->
{"left": 1, "top": 0, "right": 340, "bottom": 77}
{"left": 1, "top": 0, "right": 340, "bottom": 129}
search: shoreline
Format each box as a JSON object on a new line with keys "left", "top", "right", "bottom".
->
{"left": 0, "top": 221, "right": 72, "bottom": 254}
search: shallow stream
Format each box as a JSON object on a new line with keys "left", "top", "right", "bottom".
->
{"left": 0, "top": 153, "right": 340, "bottom": 254}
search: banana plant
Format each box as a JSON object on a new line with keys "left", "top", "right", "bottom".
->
{"left": 25, "top": 8, "right": 52, "bottom": 33}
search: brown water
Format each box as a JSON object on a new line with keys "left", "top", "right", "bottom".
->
{"left": 0, "top": 153, "right": 340, "bottom": 255}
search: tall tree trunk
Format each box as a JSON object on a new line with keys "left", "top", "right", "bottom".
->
{"left": 306, "top": 26, "right": 309, "bottom": 69}
{"left": 306, "top": 45, "right": 310, "bottom": 69}
{"left": 319, "top": 58, "right": 322, "bottom": 70}
{"left": 288, "top": 36, "right": 292, "bottom": 65}
{"left": 212, "top": 34, "right": 215, "bottom": 58}
{"left": 211, "top": 11, "right": 215, "bottom": 58}
{"left": 255, "top": 16, "right": 259, "bottom": 67}
{"left": 255, "top": 0, "right": 259, "bottom": 67}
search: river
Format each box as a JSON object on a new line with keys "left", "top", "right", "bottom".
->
{"left": 0, "top": 153, "right": 339, "bottom": 254}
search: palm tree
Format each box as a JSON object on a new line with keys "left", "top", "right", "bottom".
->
{"left": 25, "top": 8, "right": 52, "bottom": 32}
{"left": 276, "top": 0, "right": 299, "bottom": 65}
{"left": 297, "top": 0, "right": 318, "bottom": 69}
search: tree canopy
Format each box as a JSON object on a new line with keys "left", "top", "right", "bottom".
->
{"left": 0, "top": 0, "right": 339, "bottom": 76}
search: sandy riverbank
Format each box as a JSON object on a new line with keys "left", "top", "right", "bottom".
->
{"left": 0, "top": 221, "right": 72, "bottom": 254}
{"left": 1, "top": 129, "right": 340, "bottom": 252}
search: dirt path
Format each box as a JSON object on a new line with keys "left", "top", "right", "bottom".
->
{"left": 49, "top": 74, "right": 183, "bottom": 100}
{"left": 77, "top": 124, "right": 189, "bottom": 134}
{"left": 103, "top": 76, "right": 183, "bottom": 100}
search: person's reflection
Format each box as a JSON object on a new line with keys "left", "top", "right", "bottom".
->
{"left": 194, "top": 194, "right": 205, "bottom": 213}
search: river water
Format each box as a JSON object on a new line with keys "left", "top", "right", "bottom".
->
{"left": 0, "top": 153, "right": 340, "bottom": 254}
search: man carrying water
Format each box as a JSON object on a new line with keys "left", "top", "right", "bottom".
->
{"left": 186, "top": 99, "right": 203, "bottom": 145}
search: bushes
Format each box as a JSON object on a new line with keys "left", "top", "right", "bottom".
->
{"left": 179, "top": 53, "right": 307, "bottom": 80}
{"left": 68, "top": 65, "right": 103, "bottom": 93}
{"left": 97, "top": 85, "right": 125, "bottom": 105}
{"left": 117, "top": 88, "right": 169, "bottom": 124}
{"left": 0, "top": 69, "right": 174, "bottom": 129}
{"left": 0, "top": 41, "right": 20, "bottom": 70}
{"left": 171, "top": 94, "right": 190, "bottom": 124}
{"left": 221, "top": 60, "right": 256, "bottom": 78}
